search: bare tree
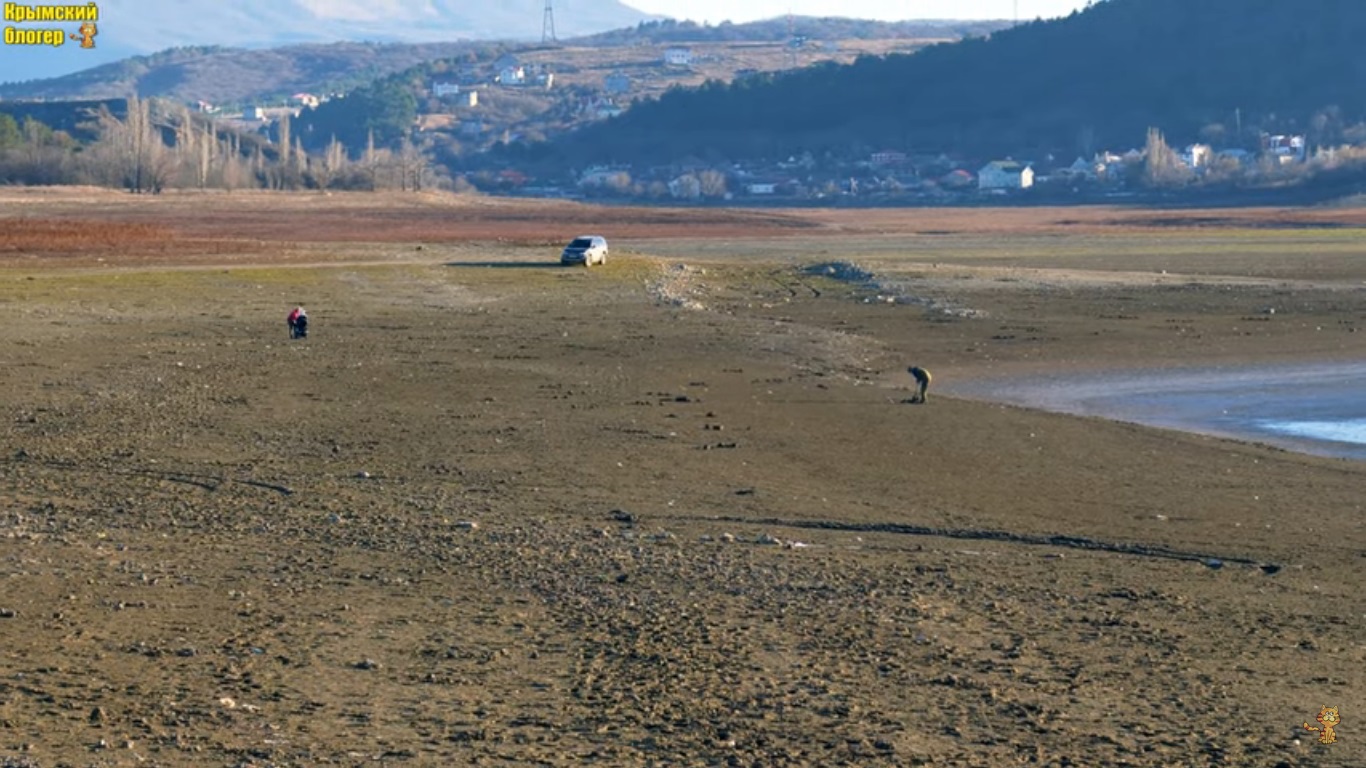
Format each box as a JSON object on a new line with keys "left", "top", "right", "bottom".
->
{"left": 698, "top": 169, "right": 728, "bottom": 197}
{"left": 1142, "top": 127, "right": 1190, "bottom": 188}
{"left": 88, "top": 96, "right": 179, "bottom": 193}
{"left": 198, "top": 120, "right": 214, "bottom": 188}
{"left": 396, "top": 136, "right": 431, "bottom": 191}
{"left": 310, "top": 135, "right": 346, "bottom": 190}
{"left": 362, "top": 129, "right": 381, "bottom": 189}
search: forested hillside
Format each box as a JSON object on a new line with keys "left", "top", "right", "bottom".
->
{"left": 548, "top": 0, "right": 1366, "bottom": 165}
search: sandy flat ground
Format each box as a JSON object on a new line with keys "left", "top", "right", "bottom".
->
{"left": 0, "top": 189, "right": 1363, "bottom": 767}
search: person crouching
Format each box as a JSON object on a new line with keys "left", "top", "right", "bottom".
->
{"left": 907, "top": 366, "right": 931, "bottom": 403}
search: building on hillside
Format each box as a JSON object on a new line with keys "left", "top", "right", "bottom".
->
{"left": 1058, "top": 156, "right": 1098, "bottom": 182}
{"left": 604, "top": 72, "right": 631, "bottom": 94}
{"left": 978, "top": 160, "right": 1034, "bottom": 190}
{"left": 1262, "top": 133, "right": 1306, "bottom": 163}
{"left": 1182, "top": 143, "right": 1213, "bottom": 170}
{"left": 498, "top": 66, "right": 526, "bottom": 85}
{"left": 461, "top": 91, "right": 478, "bottom": 108}
{"left": 291, "top": 93, "right": 320, "bottom": 109}
{"left": 663, "top": 47, "right": 693, "bottom": 67}
{"left": 432, "top": 81, "right": 461, "bottom": 98}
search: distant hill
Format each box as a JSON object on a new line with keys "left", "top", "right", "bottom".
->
{"left": 0, "top": 0, "right": 655, "bottom": 83}
{"left": 547, "top": 0, "right": 1366, "bottom": 166}
{"left": 0, "top": 17, "right": 1001, "bottom": 106}
{"left": 576, "top": 17, "right": 1010, "bottom": 45}
{"left": 0, "top": 42, "right": 503, "bottom": 104}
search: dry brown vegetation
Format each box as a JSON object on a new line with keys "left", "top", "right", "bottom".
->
{"left": 0, "top": 190, "right": 1363, "bottom": 768}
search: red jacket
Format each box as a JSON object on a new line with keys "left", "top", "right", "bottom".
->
{"left": 287, "top": 308, "right": 301, "bottom": 324}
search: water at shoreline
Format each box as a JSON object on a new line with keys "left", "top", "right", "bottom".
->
{"left": 945, "top": 361, "right": 1366, "bottom": 461}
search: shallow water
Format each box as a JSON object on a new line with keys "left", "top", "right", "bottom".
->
{"left": 946, "top": 361, "right": 1366, "bottom": 461}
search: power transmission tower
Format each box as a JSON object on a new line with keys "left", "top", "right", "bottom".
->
{"left": 542, "top": 0, "right": 557, "bottom": 43}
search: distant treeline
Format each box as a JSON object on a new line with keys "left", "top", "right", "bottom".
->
{"left": 0, "top": 98, "right": 453, "bottom": 193}
{"left": 576, "top": 17, "right": 1010, "bottom": 45}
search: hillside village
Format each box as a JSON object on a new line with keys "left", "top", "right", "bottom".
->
{"left": 1, "top": 7, "right": 1362, "bottom": 205}
{"left": 181, "top": 36, "right": 1328, "bottom": 206}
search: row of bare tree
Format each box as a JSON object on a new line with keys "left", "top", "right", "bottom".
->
{"left": 0, "top": 97, "right": 448, "bottom": 193}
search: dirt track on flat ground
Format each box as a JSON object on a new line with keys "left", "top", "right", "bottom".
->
{"left": 0, "top": 190, "right": 1363, "bottom": 767}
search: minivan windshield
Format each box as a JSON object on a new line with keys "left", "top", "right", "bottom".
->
{"left": 569, "top": 238, "right": 594, "bottom": 248}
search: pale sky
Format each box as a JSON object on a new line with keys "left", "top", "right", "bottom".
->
{"left": 623, "top": 0, "right": 1092, "bottom": 24}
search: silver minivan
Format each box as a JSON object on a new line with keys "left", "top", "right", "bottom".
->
{"left": 560, "top": 235, "right": 608, "bottom": 266}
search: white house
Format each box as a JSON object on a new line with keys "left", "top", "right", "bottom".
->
{"left": 432, "top": 81, "right": 461, "bottom": 98}
{"left": 1182, "top": 143, "right": 1213, "bottom": 170}
{"left": 1263, "top": 134, "right": 1306, "bottom": 163}
{"left": 663, "top": 47, "right": 693, "bottom": 67}
{"left": 746, "top": 182, "right": 777, "bottom": 195}
{"left": 977, "top": 161, "right": 1034, "bottom": 190}
{"left": 498, "top": 66, "right": 526, "bottom": 85}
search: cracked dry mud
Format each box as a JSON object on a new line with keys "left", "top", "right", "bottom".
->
{"left": 0, "top": 191, "right": 1363, "bottom": 767}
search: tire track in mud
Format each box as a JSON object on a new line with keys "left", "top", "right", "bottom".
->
{"left": 1, "top": 455, "right": 295, "bottom": 495}
{"left": 678, "top": 515, "right": 1283, "bottom": 573}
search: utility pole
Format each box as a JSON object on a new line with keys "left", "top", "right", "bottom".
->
{"left": 542, "top": 0, "right": 556, "bottom": 44}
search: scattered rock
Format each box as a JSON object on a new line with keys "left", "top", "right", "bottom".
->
{"left": 611, "top": 509, "right": 636, "bottom": 524}
{"left": 356, "top": 471, "right": 371, "bottom": 479}
{"left": 355, "top": 659, "right": 381, "bottom": 670}
{"left": 756, "top": 534, "right": 782, "bottom": 546}
{"left": 454, "top": 520, "right": 479, "bottom": 530}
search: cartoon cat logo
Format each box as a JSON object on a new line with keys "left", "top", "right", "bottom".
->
{"left": 70, "top": 22, "right": 97, "bottom": 49}
{"left": 1303, "top": 706, "right": 1340, "bottom": 745}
